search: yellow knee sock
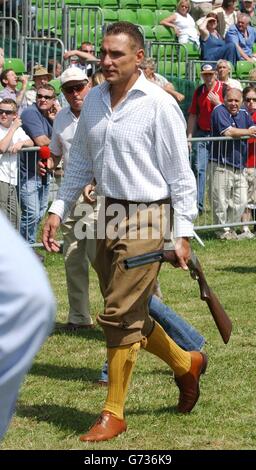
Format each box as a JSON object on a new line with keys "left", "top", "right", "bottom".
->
{"left": 145, "top": 322, "right": 191, "bottom": 376}
{"left": 103, "top": 343, "right": 139, "bottom": 420}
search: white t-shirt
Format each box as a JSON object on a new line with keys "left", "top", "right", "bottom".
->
{"left": 0, "top": 125, "right": 30, "bottom": 185}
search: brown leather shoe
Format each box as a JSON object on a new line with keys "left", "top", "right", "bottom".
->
{"left": 79, "top": 411, "right": 127, "bottom": 442}
{"left": 175, "top": 351, "right": 208, "bottom": 413}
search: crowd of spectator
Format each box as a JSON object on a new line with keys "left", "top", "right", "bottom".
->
{"left": 0, "top": 4, "right": 256, "bottom": 243}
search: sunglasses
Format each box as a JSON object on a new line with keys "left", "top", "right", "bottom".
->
{"left": 37, "top": 93, "right": 55, "bottom": 100}
{"left": 82, "top": 49, "right": 94, "bottom": 53}
{"left": 62, "top": 83, "right": 87, "bottom": 94}
{"left": 0, "top": 109, "right": 15, "bottom": 115}
{"left": 245, "top": 97, "right": 256, "bottom": 102}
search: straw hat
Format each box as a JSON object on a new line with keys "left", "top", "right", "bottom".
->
{"left": 33, "top": 64, "right": 52, "bottom": 80}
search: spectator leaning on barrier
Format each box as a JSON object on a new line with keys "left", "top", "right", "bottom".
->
{"left": 209, "top": 87, "right": 256, "bottom": 240}
{"left": 19, "top": 84, "right": 57, "bottom": 247}
{"left": 0, "top": 98, "right": 33, "bottom": 229}
{"left": 187, "top": 63, "right": 226, "bottom": 214}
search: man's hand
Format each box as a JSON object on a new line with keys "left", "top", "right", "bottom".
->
{"left": 208, "top": 91, "right": 221, "bottom": 106}
{"left": 9, "top": 141, "right": 23, "bottom": 153}
{"left": 163, "top": 237, "right": 191, "bottom": 270}
{"left": 10, "top": 117, "right": 22, "bottom": 131}
{"left": 83, "top": 183, "right": 96, "bottom": 203}
{"left": 42, "top": 214, "right": 61, "bottom": 252}
{"left": 37, "top": 157, "right": 55, "bottom": 176}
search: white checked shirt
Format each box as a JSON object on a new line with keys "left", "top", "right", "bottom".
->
{"left": 50, "top": 72, "right": 197, "bottom": 237}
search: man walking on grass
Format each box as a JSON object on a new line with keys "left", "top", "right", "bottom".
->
{"left": 43, "top": 21, "right": 207, "bottom": 443}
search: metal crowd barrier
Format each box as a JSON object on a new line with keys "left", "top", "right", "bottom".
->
{"left": 189, "top": 136, "right": 256, "bottom": 234}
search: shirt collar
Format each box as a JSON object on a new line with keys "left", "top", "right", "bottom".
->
{"left": 100, "top": 69, "right": 152, "bottom": 100}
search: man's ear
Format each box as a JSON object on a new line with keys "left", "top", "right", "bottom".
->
{"left": 136, "top": 49, "right": 145, "bottom": 67}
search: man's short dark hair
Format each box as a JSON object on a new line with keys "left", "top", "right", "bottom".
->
{"left": 0, "top": 98, "right": 17, "bottom": 111}
{"left": 36, "top": 84, "right": 56, "bottom": 97}
{"left": 0, "top": 69, "right": 13, "bottom": 87}
{"left": 105, "top": 21, "right": 144, "bottom": 50}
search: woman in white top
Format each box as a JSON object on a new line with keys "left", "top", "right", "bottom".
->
{"left": 160, "top": 0, "right": 200, "bottom": 47}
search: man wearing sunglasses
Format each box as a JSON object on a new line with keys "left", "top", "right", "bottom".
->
{"left": 19, "top": 85, "right": 56, "bottom": 251}
{"left": 0, "top": 98, "right": 33, "bottom": 229}
{"left": 39, "top": 68, "right": 95, "bottom": 329}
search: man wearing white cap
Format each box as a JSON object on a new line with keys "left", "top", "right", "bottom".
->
{"left": 39, "top": 68, "right": 95, "bottom": 330}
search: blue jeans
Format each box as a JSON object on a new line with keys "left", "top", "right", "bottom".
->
{"left": 99, "top": 295, "right": 205, "bottom": 383}
{"left": 19, "top": 176, "right": 50, "bottom": 245}
{"left": 192, "top": 130, "right": 210, "bottom": 213}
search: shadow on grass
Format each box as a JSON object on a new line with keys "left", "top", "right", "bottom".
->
{"left": 16, "top": 403, "right": 179, "bottom": 434}
{"left": 29, "top": 363, "right": 101, "bottom": 383}
{"left": 51, "top": 324, "right": 105, "bottom": 341}
{"left": 16, "top": 404, "right": 97, "bottom": 434}
{"left": 217, "top": 266, "right": 256, "bottom": 274}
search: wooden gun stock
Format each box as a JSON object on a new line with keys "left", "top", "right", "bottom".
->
{"left": 187, "top": 252, "right": 232, "bottom": 344}
{"left": 124, "top": 249, "right": 232, "bottom": 344}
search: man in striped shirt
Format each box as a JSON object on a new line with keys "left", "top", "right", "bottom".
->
{"left": 43, "top": 21, "right": 207, "bottom": 442}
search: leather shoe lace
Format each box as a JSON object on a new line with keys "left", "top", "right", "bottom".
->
{"left": 80, "top": 411, "right": 127, "bottom": 442}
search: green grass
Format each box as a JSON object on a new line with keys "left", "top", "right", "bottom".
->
{"left": 1, "top": 236, "right": 256, "bottom": 450}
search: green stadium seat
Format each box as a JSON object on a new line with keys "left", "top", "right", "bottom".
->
{"left": 156, "top": 0, "right": 177, "bottom": 10}
{"left": 102, "top": 8, "right": 118, "bottom": 22}
{"left": 157, "top": 61, "right": 186, "bottom": 79}
{"left": 117, "top": 9, "right": 137, "bottom": 23}
{"left": 175, "top": 61, "right": 186, "bottom": 79}
{"left": 49, "top": 78, "right": 61, "bottom": 95}
{"left": 119, "top": 0, "right": 140, "bottom": 9}
{"left": 154, "top": 9, "right": 170, "bottom": 24}
{"left": 3, "top": 58, "right": 26, "bottom": 75}
{"left": 36, "top": 8, "right": 61, "bottom": 32}
{"left": 100, "top": 0, "right": 119, "bottom": 9}
{"left": 136, "top": 8, "right": 155, "bottom": 26}
{"left": 152, "top": 25, "right": 175, "bottom": 41}
{"left": 69, "top": 9, "right": 102, "bottom": 26}
{"left": 139, "top": 25, "right": 156, "bottom": 39}
{"left": 180, "top": 43, "right": 200, "bottom": 60}
{"left": 80, "top": 0, "right": 102, "bottom": 6}
{"left": 236, "top": 61, "right": 255, "bottom": 79}
{"left": 157, "top": 60, "right": 172, "bottom": 78}
{"left": 139, "top": 0, "right": 157, "bottom": 11}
